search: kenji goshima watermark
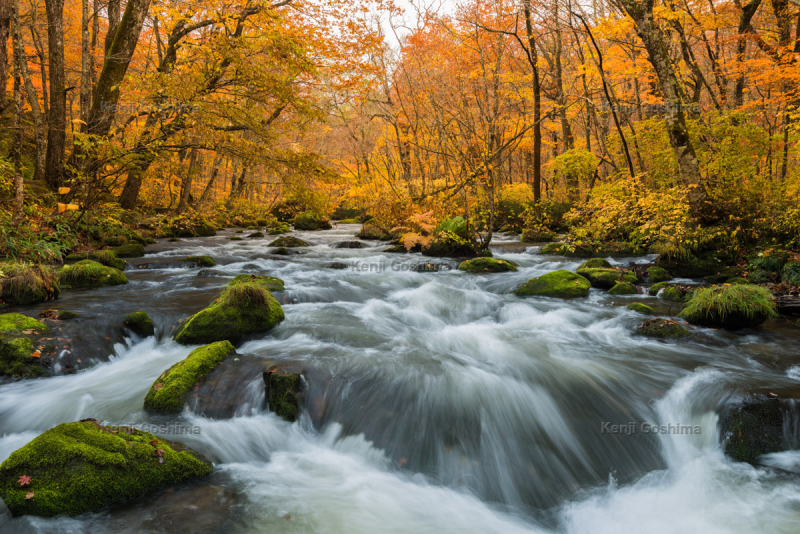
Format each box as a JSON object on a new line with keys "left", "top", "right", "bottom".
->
{"left": 102, "top": 422, "right": 201, "bottom": 435}
{"left": 348, "top": 260, "right": 454, "bottom": 273}
{"left": 600, "top": 421, "right": 702, "bottom": 436}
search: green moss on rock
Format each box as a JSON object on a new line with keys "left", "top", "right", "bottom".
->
{"left": 247, "top": 232, "right": 265, "bottom": 238}
{"left": 0, "top": 419, "right": 212, "bottom": 517}
{"left": 678, "top": 285, "right": 778, "bottom": 329}
{"left": 649, "top": 281, "right": 670, "bottom": 296}
{"left": 514, "top": 270, "right": 591, "bottom": 298}
{"left": 124, "top": 312, "right": 154, "bottom": 337}
{"left": 0, "top": 313, "right": 49, "bottom": 377}
{"left": 229, "top": 236, "right": 243, "bottom": 241}
{"left": 174, "top": 283, "right": 285, "bottom": 345}
{"left": 578, "top": 258, "right": 612, "bottom": 270}
{"left": 67, "top": 251, "right": 126, "bottom": 271}
{"left": 0, "top": 264, "right": 60, "bottom": 306}
{"left": 357, "top": 221, "right": 392, "bottom": 241}
{"left": 178, "top": 256, "right": 217, "bottom": 268}
{"left": 458, "top": 258, "right": 518, "bottom": 273}
{"left": 647, "top": 266, "right": 672, "bottom": 283}
{"left": 521, "top": 229, "right": 556, "bottom": 242}
{"left": 661, "top": 285, "right": 694, "bottom": 302}
{"left": 264, "top": 365, "right": 304, "bottom": 422}
{"left": 720, "top": 394, "right": 785, "bottom": 464}
{"left": 608, "top": 282, "right": 637, "bottom": 295}
{"left": 627, "top": 302, "right": 654, "bottom": 314}
{"left": 108, "top": 243, "right": 145, "bottom": 258}
{"left": 782, "top": 261, "right": 800, "bottom": 286}
{"left": 293, "top": 211, "right": 332, "bottom": 231}
{"left": 0, "top": 313, "right": 48, "bottom": 335}
{"left": 57, "top": 261, "right": 128, "bottom": 289}
{"left": 576, "top": 268, "right": 638, "bottom": 289}
{"left": 269, "top": 236, "right": 310, "bottom": 247}
{"left": 230, "top": 274, "right": 284, "bottom": 291}
{"left": 633, "top": 318, "right": 690, "bottom": 338}
{"left": 338, "top": 218, "right": 361, "bottom": 224}
{"left": 144, "top": 341, "right": 236, "bottom": 414}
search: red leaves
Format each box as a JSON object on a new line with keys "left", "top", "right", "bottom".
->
{"left": 153, "top": 383, "right": 163, "bottom": 391}
{"left": 25, "top": 492, "right": 35, "bottom": 500}
{"left": 156, "top": 449, "right": 166, "bottom": 464}
{"left": 17, "top": 474, "right": 31, "bottom": 486}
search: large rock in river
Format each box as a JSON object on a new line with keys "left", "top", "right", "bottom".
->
{"left": 0, "top": 419, "right": 211, "bottom": 517}
{"left": 57, "top": 260, "right": 128, "bottom": 289}
{"left": 719, "top": 392, "right": 800, "bottom": 463}
{"left": 678, "top": 285, "right": 777, "bottom": 329}
{"left": 514, "top": 270, "right": 590, "bottom": 298}
{"left": 0, "top": 313, "right": 49, "bottom": 377}
{"left": 576, "top": 268, "right": 638, "bottom": 289}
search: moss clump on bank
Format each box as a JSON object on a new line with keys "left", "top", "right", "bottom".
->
{"left": 576, "top": 268, "right": 638, "bottom": 289}
{"left": 514, "top": 270, "right": 591, "bottom": 298}
{"left": 457, "top": 258, "right": 518, "bottom": 273}
{"left": 269, "top": 236, "right": 310, "bottom": 247}
{"left": 521, "top": 229, "right": 556, "bottom": 242}
{"left": 0, "top": 263, "right": 60, "bottom": 306}
{"left": 633, "top": 318, "right": 690, "bottom": 338}
{"left": 124, "top": 312, "right": 154, "bottom": 337}
{"left": 230, "top": 274, "right": 284, "bottom": 291}
{"left": 357, "top": 221, "right": 392, "bottom": 241}
{"left": 108, "top": 243, "right": 145, "bottom": 258}
{"left": 608, "top": 282, "right": 637, "bottom": 295}
{"left": 338, "top": 218, "right": 361, "bottom": 224}
{"left": 578, "top": 258, "right": 612, "bottom": 270}
{"left": 267, "top": 223, "right": 291, "bottom": 235}
{"left": 293, "top": 211, "right": 332, "bottom": 231}
{"left": 57, "top": 261, "right": 128, "bottom": 289}
{"left": 178, "top": 256, "right": 217, "bottom": 268}
{"left": 627, "top": 302, "right": 654, "bottom": 314}
{"left": 264, "top": 365, "right": 304, "bottom": 422}
{"left": 174, "top": 282, "right": 285, "bottom": 345}
{"left": 647, "top": 266, "right": 672, "bottom": 283}
{"left": 678, "top": 285, "right": 778, "bottom": 329}
{"left": 144, "top": 341, "right": 236, "bottom": 414}
{"left": 0, "top": 420, "right": 212, "bottom": 517}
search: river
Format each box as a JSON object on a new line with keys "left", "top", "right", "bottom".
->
{"left": 1, "top": 224, "right": 799, "bottom": 533}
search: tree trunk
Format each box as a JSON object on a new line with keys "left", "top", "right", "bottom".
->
{"left": 177, "top": 148, "right": 198, "bottom": 213}
{"left": 10, "top": 0, "right": 22, "bottom": 221}
{"left": 79, "top": 0, "right": 91, "bottom": 127}
{"left": 44, "top": 0, "right": 66, "bottom": 189}
{"left": 0, "top": 0, "right": 11, "bottom": 112}
{"left": 523, "top": 0, "right": 542, "bottom": 206}
{"left": 105, "top": 0, "right": 120, "bottom": 56}
{"left": 734, "top": 0, "right": 764, "bottom": 107}
{"left": 199, "top": 155, "right": 224, "bottom": 204}
{"left": 615, "top": 0, "right": 710, "bottom": 219}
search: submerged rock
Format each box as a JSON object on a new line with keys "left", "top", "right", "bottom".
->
{"left": 145, "top": 341, "right": 237, "bottom": 414}
{"left": 357, "top": 222, "right": 392, "bottom": 241}
{"left": 514, "top": 270, "right": 591, "bottom": 298}
{"left": 0, "top": 264, "right": 59, "bottom": 306}
{"left": 197, "top": 269, "right": 224, "bottom": 278}
{"left": 457, "top": 257, "right": 518, "bottom": 273}
{"left": 633, "top": 318, "right": 690, "bottom": 338}
{"left": 293, "top": 211, "right": 332, "bottom": 231}
{"left": 0, "top": 313, "right": 49, "bottom": 377}
{"left": 627, "top": 302, "right": 655, "bottom": 314}
{"left": 0, "top": 419, "right": 212, "bottom": 517}
{"left": 264, "top": 364, "right": 305, "bottom": 422}
{"left": 38, "top": 309, "right": 79, "bottom": 320}
{"left": 247, "top": 232, "right": 265, "bottom": 239}
{"left": 334, "top": 241, "right": 365, "bottom": 249}
{"left": 385, "top": 245, "right": 407, "bottom": 253}
{"left": 174, "top": 282, "right": 284, "bottom": 345}
{"left": 576, "top": 268, "right": 638, "bottom": 289}
{"left": 327, "top": 262, "right": 350, "bottom": 270}
{"left": 178, "top": 256, "right": 217, "bottom": 268}
{"left": 268, "top": 236, "right": 310, "bottom": 247}
{"left": 229, "top": 236, "right": 243, "bottom": 241}
{"left": 678, "top": 285, "right": 778, "bottom": 329}
{"left": 719, "top": 393, "right": 800, "bottom": 463}
{"left": 271, "top": 247, "right": 292, "bottom": 256}
{"left": 124, "top": 312, "right": 154, "bottom": 337}
{"left": 57, "top": 260, "right": 128, "bottom": 289}
{"left": 521, "top": 229, "right": 556, "bottom": 242}
{"left": 230, "top": 274, "right": 284, "bottom": 291}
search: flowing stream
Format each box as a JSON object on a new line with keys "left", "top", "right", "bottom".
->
{"left": 2, "top": 224, "right": 800, "bottom": 533}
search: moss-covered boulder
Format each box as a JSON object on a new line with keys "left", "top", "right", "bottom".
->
{"left": 608, "top": 282, "right": 637, "bottom": 295}
{"left": 0, "top": 419, "right": 212, "bottom": 517}
{"left": 458, "top": 257, "right": 518, "bottom": 273}
{"left": 521, "top": 229, "right": 556, "bottom": 242}
{"left": 703, "top": 266, "right": 743, "bottom": 284}
{"left": 229, "top": 236, "right": 243, "bottom": 241}
{"left": 633, "top": 318, "right": 690, "bottom": 338}
{"left": 269, "top": 236, "right": 310, "bottom": 247}
{"left": 648, "top": 281, "right": 670, "bottom": 296}
{"left": 0, "top": 264, "right": 59, "bottom": 306}
{"left": 728, "top": 277, "right": 751, "bottom": 285}
{"left": 539, "top": 243, "right": 572, "bottom": 256}
{"left": 627, "top": 302, "right": 654, "bottom": 314}
{"left": 169, "top": 218, "right": 216, "bottom": 238}
{"left": 422, "top": 237, "right": 480, "bottom": 258}
{"left": 338, "top": 218, "right": 361, "bottom": 224}
{"left": 66, "top": 250, "right": 126, "bottom": 271}
{"left": 576, "top": 268, "right": 638, "bottom": 290}
{"left": 514, "top": 270, "right": 591, "bottom": 298}
{"left": 661, "top": 285, "right": 694, "bottom": 302}
{"left": 124, "top": 312, "right": 154, "bottom": 337}
{"left": 264, "top": 365, "right": 305, "bottom": 422}
{"left": 578, "top": 258, "right": 612, "bottom": 270}
{"left": 0, "top": 313, "right": 49, "bottom": 377}
{"left": 719, "top": 394, "right": 789, "bottom": 464}
{"left": 108, "top": 243, "right": 145, "bottom": 258}
{"left": 357, "top": 221, "right": 392, "bottom": 241}
{"left": 39, "top": 309, "right": 79, "bottom": 320}
{"left": 334, "top": 241, "right": 365, "bottom": 249}
{"left": 293, "top": 211, "right": 332, "bottom": 231}
{"left": 247, "top": 232, "right": 265, "bottom": 238}
{"left": 678, "top": 285, "right": 778, "bottom": 329}
{"left": 174, "top": 282, "right": 285, "bottom": 345}
{"left": 230, "top": 274, "right": 284, "bottom": 292}
{"left": 178, "top": 256, "right": 217, "bottom": 268}
{"left": 267, "top": 222, "right": 291, "bottom": 235}
{"left": 327, "top": 262, "right": 349, "bottom": 270}
{"left": 272, "top": 247, "right": 292, "bottom": 256}
{"left": 57, "top": 260, "right": 128, "bottom": 289}
{"left": 145, "top": 341, "right": 236, "bottom": 414}
{"left": 647, "top": 266, "right": 672, "bottom": 283}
